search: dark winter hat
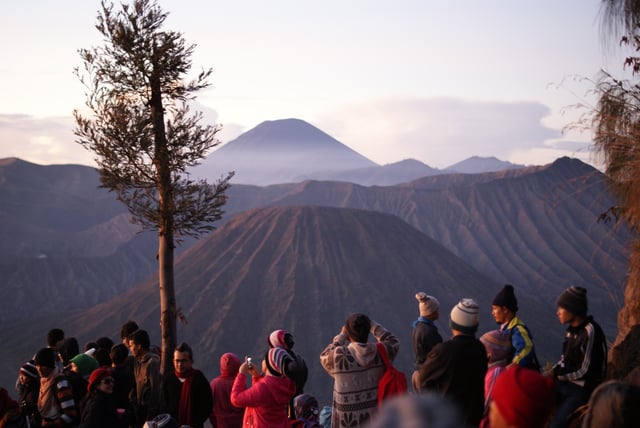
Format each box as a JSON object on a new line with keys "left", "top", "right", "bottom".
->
{"left": 493, "top": 284, "right": 519, "bottom": 312}
{"left": 345, "top": 313, "right": 371, "bottom": 343}
{"left": 557, "top": 286, "right": 588, "bottom": 317}
{"left": 268, "top": 329, "right": 295, "bottom": 350}
{"left": 20, "top": 360, "right": 39, "bottom": 379}
{"left": 293, "top": 393, "right": 320, "bottom": 420}
{"left": 87, "top": 367, "right": 113, "bottom": 392}
{"left": 449, "top": 298, "right": 479, "bottom": 334}
{"left": 480, "top": 330, "right": 512, "bottom": 363}
{"left": 34, "top": 347, "right": 56, "bottom": 368}
{"left": 492, "top": 365, "right": 555, "bottom": 428}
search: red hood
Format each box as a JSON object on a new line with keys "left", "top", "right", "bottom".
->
{"left": 220, "top": 352, "right": 241, "bottom": 377}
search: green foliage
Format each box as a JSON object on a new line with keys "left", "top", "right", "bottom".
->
{"left": 74, "top": 0, "right": 233, "bottom": 238}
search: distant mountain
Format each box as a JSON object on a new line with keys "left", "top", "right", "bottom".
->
{"left": 298, "top": 158, "right": 442, "bottom": 186}
{"left": 0, "top": 205, "right": 558, "bottom": 406}
{"left": 195, "top": 118, "right": 378, "bottom": 185}
{"left": 445, "top": 156, "right": 525, "bottom": 174}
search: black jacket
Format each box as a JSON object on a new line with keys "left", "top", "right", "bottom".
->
{"left": 417, "top": 334, "right": 488, "bottom": 426}
{"left": 161, "top": 370, "right": 212, "bottom": 428}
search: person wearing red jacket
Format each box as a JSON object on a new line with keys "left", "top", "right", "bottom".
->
{"left": 209, "top": 352, "right": 245, "bottom": 428}
{"left": 230, "top": 348, "right": 295, "bottom": 428}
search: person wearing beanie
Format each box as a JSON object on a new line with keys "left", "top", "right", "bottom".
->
{"left": 17, "top": 359, "right": 40, "bottom": 413}
{"left": 411, "top": 292, "right": 443, "bottom": 392}
{"left": 70, "top": 353, "right": 100, "bottom": 379}
{"left": 416, "top": 298, "right": 488, "bottom": 426}
{"left": 320, "top": 313, "right": 400, "bottom": 427}
{"left": 67, "top": 352, "right": 99, "bottom": 407}
{"left": 79, "top": 367, "right": 126, "bottom": 428}
{"left": 160, "top": 343, "right": 212, "bottom": 428}
{"left": 267, "top": 329, "right": 309, "bottom": 418}
{"left": 548, "top": 285, "right": 607, "bottom": 428}
{"left": 479, "top": 330, "right": 511, "bottom": 427}
{"left": 491, "top": 284, "right": 540, "bottom": 369}
{"left": 34, "top": 347, "right": 79, "bottom": 427}
{"left": 209, "top": 352, "right": 245, "bottom": 428}
{"left": 230, "top": 348, "right": 296, "bottom": 428}
{"left": 489, "top": 365, "right": 555, "bottom": 428}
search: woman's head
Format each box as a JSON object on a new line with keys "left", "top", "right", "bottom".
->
{"left": 87, "top": 367, "right": 114, "bottom": 394}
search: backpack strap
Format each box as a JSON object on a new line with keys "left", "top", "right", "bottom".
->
{"left": 376, "top": 342, "right": 391, "bottom": 369}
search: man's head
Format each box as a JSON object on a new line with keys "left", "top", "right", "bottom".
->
{"left": 556, "top": 286, "right": 588, "bottom": 325}
{"left": 110, "top": 344, "right": 129, "bottom": 367}
{"left": 173, "top": 343, "right": 193, "bottom": 376}
{"left": 491, "top": 284, "right": 518, "bottom": 324}
{"left": 415, "top": 292, "right": 439, "bottom": 320}
{"left": 34, "top": 347, "right": 57, "bottom": 378}
{"left": 128, "top": 329, "right": 150, "bottom": 357}
{"left": 47, "top": 328, "right": 65, "bottom": 349}
{"left": 449, "top": 298, "right": 479, "bottom": 335}
{"left": 345, "top": 313, "right": 371, "bottom": 343}
{"left": 120, "top": 320, "right": 139, "bottom": 348}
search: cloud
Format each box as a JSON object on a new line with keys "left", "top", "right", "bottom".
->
{"left": 0, "top": 114, "right": 95, "bottom": 166}
{"left": 315, "top": 97, "right": 592, "bottom": 168}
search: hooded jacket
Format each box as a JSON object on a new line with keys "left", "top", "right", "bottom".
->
{"left": 230, "top": 373, "right": 295, "bottom": 428}
{"left": 320, "top": 321, "right": 400, "bottom": 428}
{"left": 209, "top": 353, "right": 244, "bottom": 428}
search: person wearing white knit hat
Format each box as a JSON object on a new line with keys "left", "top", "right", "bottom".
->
{"left": 411, "top": 292, "right": 443, "bottom": 392}
{"left": 416, "top": 298, "right": 487, "bottom": 426}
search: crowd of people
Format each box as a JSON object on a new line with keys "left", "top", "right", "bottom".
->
{"left": 1, "top": 285, "right": 639, "bottom": 428}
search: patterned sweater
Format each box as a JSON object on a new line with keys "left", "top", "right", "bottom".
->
{"left": 38, "top": 371, "right": 78, "bottom": 427}
{"left": 320, "top": 321, "right": 400, "bottom": 428}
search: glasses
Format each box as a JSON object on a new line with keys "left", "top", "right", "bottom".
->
{"left": 100, "top": 378, "right": 115, "bottom": 385}
{"left": 174, "top": 359, "right": 190, "bottom": 364}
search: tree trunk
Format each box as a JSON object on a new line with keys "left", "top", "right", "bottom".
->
{"left": 150, "top": 66, "right": 177, "bottom": 376}
{"left": 158, "top": 227, "right": 176, "bottom": 375}
{"left": 609, "top": 239, "right": 640, "bottom": 378}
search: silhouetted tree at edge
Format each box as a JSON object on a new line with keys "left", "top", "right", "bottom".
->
{"left": 588, "top": 0, "right": 640, "bottom": 375}
{"left": 74, "top": 0, "right": 233, "bottom": 375}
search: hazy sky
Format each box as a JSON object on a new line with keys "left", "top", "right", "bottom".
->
{"left": 0, "top": 1, "right": 626, "bottom": 169}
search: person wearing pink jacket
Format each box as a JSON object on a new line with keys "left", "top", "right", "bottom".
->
{"left": 230, "top": 347, "right": 296, "bottom": 428}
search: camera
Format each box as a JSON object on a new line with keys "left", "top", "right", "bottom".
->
{"left": 247, "top": 356, "right": 253, "bottom": 366}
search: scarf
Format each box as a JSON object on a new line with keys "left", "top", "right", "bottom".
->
{"left": 412, "top": 316, "right": 435, "bottom": 328}
{"left": 176, "top": 368, "right": 195, "bottom": 426}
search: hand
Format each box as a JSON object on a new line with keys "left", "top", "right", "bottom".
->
{"left": 238, "top": 362, "right": 250, "bottom": 375}
{"left": 248, "top": 364, "right": 261, "bottom": 377}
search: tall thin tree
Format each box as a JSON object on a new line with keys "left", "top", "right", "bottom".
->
{"left": 74, "top": 0, "right": 233, "bottom": 374}
{"left": 592, "top": 0, "right": 640, "bottom": 359}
